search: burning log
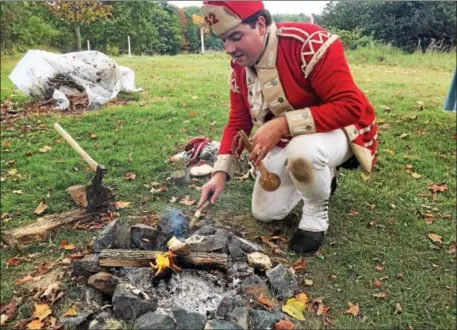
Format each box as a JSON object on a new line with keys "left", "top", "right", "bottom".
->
{"left": 99, "top": 249, "right": 228, "bottom": 270}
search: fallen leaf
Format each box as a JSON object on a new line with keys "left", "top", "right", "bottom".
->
{"left": 373, "top": 279, "right": 382, "bottom": 288}
{"left": 63, "top": 305, "right": 78, "bottom": 317}
{"left": 427, "top": 183, "right": 448, "bottom": 193}
{"left": 411, "top": 172, "right": 422, "bottom": 179}
{"left": 395, "top": 303, "right": 403, "bottom": 314}
{"left": 281, "top": 297, "right": 306, "bottom": 321}
{"left": 39, "top": 146, "right": 52, "bottom": 153}
{"left": 258, "top": 294, "right": 274, "bottom": 310}
{"left": 27, "top": 319, "right": 43, "bottom": 329}
{"left": 448, "top": 242, "right": 456, "bottom": 254}
{"left": 375, "top": 265, "right": 385, "bottom": 272}
{"left": 0, "top": 297, "right": 21, "bottom": 326}
{"left": 399, "top": 133, "right": 408, "bottom": 139}
{"left": 189, "top": 111, "right": 197, "bottom": 117}
{"left": 114, "top": 201, "right": 130, "bottom": 209}
{"left": 316, "top": 304, "right": 330, "bottom": 316}
{"left": 0, "top": 314, "right": 9, "bottom": 326}
{"left": 380, "top": 123, "right": 391, "bottom": 131}
{"left": 381, "top": 105, "right": 391, "bottom": 112}
{"left": 12, "top": 190, "right": 23, "bottom": 195}
{"left": 2, "top": 141, "right": 9, "bottom": 148}
{"left": 372, "top": 292, "right": 389, "bottom": 298}
{"left": 59, "top": 241, "right": 75, "bottom": 250}
{"left": 296, "top": 293, "right": 308, "bottom": 305}
{"left": 345, "top": 302, "right": 360, "bottom": 316}
{"left": 15, "top": 274, "right": 35, "bottom": 285}
{"left": 40, "top": 282, "right": 61, "bottom": 300}
{"left": 360, "top": 172, "right": 371, "bottom": 182}
{"left": 304, "top": 279, "right": 313, "bottom": 286}
{"left": 384, "top": 149, "right": 396, "bottom": 156}
{"left": 405, "top": 164, "right": 413, "bottom": 173}
{"left": 34, "top": 201, "right": 48, "bottom": 215}
{"left": 169, "top": 196, "right": 177, "bottom": 203}
{"left": 124, "top": 172, "right": 136, "bottom": 181}
{"left": 32, "top": 303, "right": 52, "bottom": 320}
{"left": 8, "top": 168, "right": 18, "bottom": 175}
{"left": 369, "top": 204, "right": 376, "bottom": 210}
{"left": 427, "top": 233, "right": 442, "bottom": 243}
{"left": 0, "top": 212, "right": 8, "bottom": 220}
{"left": 5, "top": 257, "right": 21, "bottom": 267}
{"left": 260, "top": 236, "right": 278, "bottom": 249}
{"left": 179, "top": 195, "right": 195, "bottom": 206}
{"left": 348, "top": 210, "right": 360, "bottom": 216}
{"left": 89, "top": 133, "right": 98, "bottom": 140}
{"left": 274, "top": 318, "right": 295, "bottom": 330}
{"left": 292, "top": 259, "right": 307, "bottom": 271}
{"left": 424, "top": 213, "right": 435, "bottom": 224}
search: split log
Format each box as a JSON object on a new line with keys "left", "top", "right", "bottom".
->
{"left": 99, "top": 249, "right": 228, "bottom": 270}
{"left": 2, "top": 209, "right": 95, "bottom": 247}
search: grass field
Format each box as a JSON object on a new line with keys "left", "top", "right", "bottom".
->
{"left": 1, "top": 47, "right": 456, "bottom": 329}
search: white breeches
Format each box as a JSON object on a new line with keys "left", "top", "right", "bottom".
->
{"left": 251, "top": 129, "right": 353, "bottom": 232}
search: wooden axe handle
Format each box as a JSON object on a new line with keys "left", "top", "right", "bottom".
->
{"left": 237, "top": 130, "right": 269, "bottom": 178}
{"left": 54, "top": 123, "right": 99, "bottom": 172}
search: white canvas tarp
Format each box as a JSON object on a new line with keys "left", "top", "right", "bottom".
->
{"left": 9, "top": 50, "right": 141, "bottom": 110}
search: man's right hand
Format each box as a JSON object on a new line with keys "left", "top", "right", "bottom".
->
{"left": 197, "top": 172, "right": 226, "bottom": 208}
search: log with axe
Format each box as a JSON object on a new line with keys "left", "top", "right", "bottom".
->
{"left": 54, "top": 123, "right": 114, "bottom": 213}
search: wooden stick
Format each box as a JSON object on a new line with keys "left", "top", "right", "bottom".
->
{"left": 2, "top": 209, "right": 95, "bottom": 247}
{"left": 99, "top": 249, "right": 228, "bottom": 270}
{"left": 189, "top": 200, "right": 211, "bottom": 229}
{"left": 237, "top": 130, "right": 269, "bottom": 177}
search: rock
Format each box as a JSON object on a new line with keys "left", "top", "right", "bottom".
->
{"left": 88, "top": 272, "right": 121, "bottom": 296}
{"left": 72, "top": 254, "right": 100, "bottom": 276}
{"left": 59, "top": 311, "right": 91, "bottom": 330}
{"left": 89, "top": 312, "right": 123, "bottom": 330}
{"left": 216, "top": 297, "right": 245, "bottom": 319}
{"left": 83, "top": 286, "right": 105, "bottom": 309}
{"left": 230, "top": 307, "right": 250, "bottom": 330}
{"left": 134, "top": 312, "right": 175, "bottom": 330}
{"left": 247, "top": 252, "right": 272, "bottom": 270}
{"left": 193, "top": 225, "right": 216, "bottom": 236}
{"left": 121, "top": 267, "right": 154, "bottom": 290}
{"left": 227, "top": 261, "right": 254, "bottom": 282}
{"left": 239, "top": 274, "right": 271, "bottom": 300}
{"left": 249, "top": 310, "right": 297, "bottom": 330}
{"left": 94, "top": 219, "right": 131, "bottom": 253}
{"left": 172, "top": 308, "right": 206, "bottom": 330}
{"left": 112, "top": 283, "right": 158, "bottom": 322}
{"left": 159, "top": 209, "right": 188, "bottom": 239}
{"left": 204, "top": 320, "right": 243, "bottom": 330}
{"left": 131, "top": 224, "right": 166, "bottom": 250}
{"left": 227, "top": 240, "right": 246, "bottom": 263}
{"left": 189, "top": 234, "right": 228, "bottom": 252}
{"left": 266, "top": 264, "right": 298, "bottom": 301}
{"left": 231, "top": 236, "right": 263, "bottom": 254}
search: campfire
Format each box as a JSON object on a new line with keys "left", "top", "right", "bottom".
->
{"left": 62, "top": 209, "right": 304, "bottom": 329}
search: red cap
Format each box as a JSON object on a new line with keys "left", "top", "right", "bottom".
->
{"left": 201, "top": 1, "right": 265, "bottom": 36}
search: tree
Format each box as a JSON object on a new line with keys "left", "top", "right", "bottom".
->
{"left": 46, "top": 0, "right": 112, "bottom": 51}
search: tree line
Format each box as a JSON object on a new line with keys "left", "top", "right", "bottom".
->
{"left": 1, "top": 1, "right": 455, "bottom": 55}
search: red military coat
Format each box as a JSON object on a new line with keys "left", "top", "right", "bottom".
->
{"left": 213, "top": 22, "right": 377, "bottom": 177}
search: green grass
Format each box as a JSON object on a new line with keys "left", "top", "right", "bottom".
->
{"left": 1, "top": 49, "right": 455, "bottom": 329}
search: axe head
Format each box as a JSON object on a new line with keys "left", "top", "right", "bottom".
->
{"left": 86, "top": 165, "right": 114, "bottom": 213}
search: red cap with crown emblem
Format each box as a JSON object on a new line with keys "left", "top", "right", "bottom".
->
{"left": 201, "top": 1, "right": 265, "bottom": 36}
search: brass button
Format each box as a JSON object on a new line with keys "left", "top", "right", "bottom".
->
{"left": 278, "top": 97, "right": 284, "bottom": 103}
{"left": 353, "top": 129, "right": 358, "bottom": 135}
{"left": 249, "top": 91, "right": 253, "bottom": 96}
{"left": 271, "top": 79, "right": 278, "bottom": 86}
{"left": 305, "top": 125, "right": 313, "bottom": 131}
{"left": 302, "top": 112, "right": 309, "bottom": 119}
{"left": 248, "top": 78, "right": 252, "bottom": 83}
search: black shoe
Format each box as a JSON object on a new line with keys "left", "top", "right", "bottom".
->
{"left": 290, "top": 229, "right": 325, "bottom": 253}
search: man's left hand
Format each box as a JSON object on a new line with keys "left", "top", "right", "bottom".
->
{"left": 249, "top": 116, "right": 289, "bottom": 165}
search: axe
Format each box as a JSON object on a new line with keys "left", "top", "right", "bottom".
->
{"left": 54, "top": 123, "right": 113, "bottom": 213}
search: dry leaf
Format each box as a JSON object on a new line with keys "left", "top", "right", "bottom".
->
{"left": 399, "top": 133, "right": 408, "bottom": 139}
{"left": 260, "top": 236, "right": 278, "bottom": 249}
{"left": 89, "top": 133, "right": 98, "bottom": 140}
{"left": 114, "top": 201, "right": 131, "bottom": 209}
{"left": 427, "top": 183, "right": 448, "bottom": 193}
{"left": 12, "top": 190, "right": 23, "bottom": 195}
{"left": 281, "top": 297, "right": 306, "bottom": 321}
{"left": 124, "top": 172, "right": 136, "bottom": 181}
{"left": 258, "top": 294, "right": 274, "bottom": 310}
{"left": 373, "top": 279, "right": 382, "bottom": 288}
{"left": 39, "top": 146, "right": 52, "bottom": 153}
{"left": 15, "top": 274, "right": 35, "bottom": 285}
{"left": 411, "top": 172, "right": 422, "bottom": 179}
{"left": 380, "top": 123, "right": 391, "bottom": 131}
{"left": 8, "top": 168, "right": 18, "bottom": 175}
{"left": 395, "top": 303, "right": 403, "bottom": 314}
{"left": 34, "top": 201, "right": 48, "bottom": 215}
{"left": 27, "top": 319, "right": 43, "bottom": 329}
{"left": 427, "top": 233, "right": 442, "bottom": 243}
{"left": 372, "top": 292, "right": 389, "bottom": 298}
{"left": 292, "top": 259, "right": 307, "bottom": 271}
{"left": 0, "top": 297, "right": 21, "bottom": 326}
{"left": 274, "top": 318, "right": 295, "bottom": 330}
{"left": 169, "top": 196, "right": 178, "bottom": 203}
{"left": 448, "top": 242, "right": 456, "bottom": 254}
{"left": 375, "top": 265, "right": 385, "bottom": 272}
{"left": 384, "top": 149, "right": 396, "bottom": 156}
{"left": 348, "top": 210, "right": 360, "bottom": 216}
{"left": 63, "top": 305, "right": 78, "bottom": 317}
{"left": 1, "top": 314, "right": 9, "bottom": 326}
{"left": 179, "top": 195, "right": 195, "bottom": 206}
{"left": 405, "top": 164, "right": 414, "bottom": 173}
{"left": 40, "top": 282, "right": 61, "bottom": 300}
{"left": 304, "top": 279, "right": 313, "bottom": 286}
{"left": 32, "top": 303, "right": 52, "bottom": 320}
{"left": 424, "top": 213, "right": 435, "bottom": 224}
{"left": 345, "top": 302, "right": 360, "bottom": 316}
{"left": 59, "top": 240, "right": 75, "bottom": 250}
{"left": 5, "top": 257, "right": 21, "bottom": 267}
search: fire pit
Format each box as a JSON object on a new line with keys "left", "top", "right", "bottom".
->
{"left": 65, "top": 209, "right": 301, "bottom": 329}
